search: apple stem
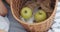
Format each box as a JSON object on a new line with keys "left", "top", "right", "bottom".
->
{"left": 38, "top": 7, "right": 42, "bottom": 9}
{"left": 25, "top": 11, "right": 27, "bottom": 13}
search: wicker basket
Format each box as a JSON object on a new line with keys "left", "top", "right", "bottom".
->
{"left": 10, "top": 0, "right": 58, "bottom": 32}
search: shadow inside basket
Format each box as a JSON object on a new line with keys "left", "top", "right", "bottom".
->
{"left": 12, "top": 0, "right": 56, "bottom": 23}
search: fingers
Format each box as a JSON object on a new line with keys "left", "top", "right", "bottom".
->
{"left": 0, "top": 0, "right": 8, "bottom": 17}
{"left": 5, "top": 0, "right": 10, "bottom": 5}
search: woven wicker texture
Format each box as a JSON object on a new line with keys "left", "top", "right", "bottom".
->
{"left": 10, "top": 0, "right": 57, "bottom": 32}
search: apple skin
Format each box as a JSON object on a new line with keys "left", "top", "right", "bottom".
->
{"left": 34, "top": 10, "right": 47, "bottom": 22}
{"left": 21, "top": 7, "right": 32, "bottom": 20}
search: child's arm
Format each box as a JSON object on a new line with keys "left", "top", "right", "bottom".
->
{"left": 0, "top": 0, "right": 9, "bottom": 32}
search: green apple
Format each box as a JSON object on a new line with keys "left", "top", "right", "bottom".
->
{"left": 21, "top": 7, "right": 32, "bottom": 20}
{"left": 34, "top": 10, "right": 47, "bottom": 22}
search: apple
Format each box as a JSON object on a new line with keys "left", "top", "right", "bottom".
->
{"left": 21, "top": 7, "right": 32, "bottom": 20}
{"left": 34, "top": 10, "right": 47, "bottom": 22}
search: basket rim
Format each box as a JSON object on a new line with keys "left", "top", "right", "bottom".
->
{"left": 10, "top": 0, "right": 58, "bottom": 25}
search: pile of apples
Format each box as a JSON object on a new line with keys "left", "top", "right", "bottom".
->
{"left": 20, "top": 7, "right": 47, "bottom": 23}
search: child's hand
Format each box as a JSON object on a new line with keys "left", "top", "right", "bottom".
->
{"left": 0, "top": 0, "right": 8, "bottom": 17}
{"left": 5, "top": 0, "right": 10, "bottom": 5}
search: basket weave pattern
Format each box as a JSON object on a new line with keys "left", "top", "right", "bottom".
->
{"left": 10, "top": 0, "right": 57, "bottom": 32}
